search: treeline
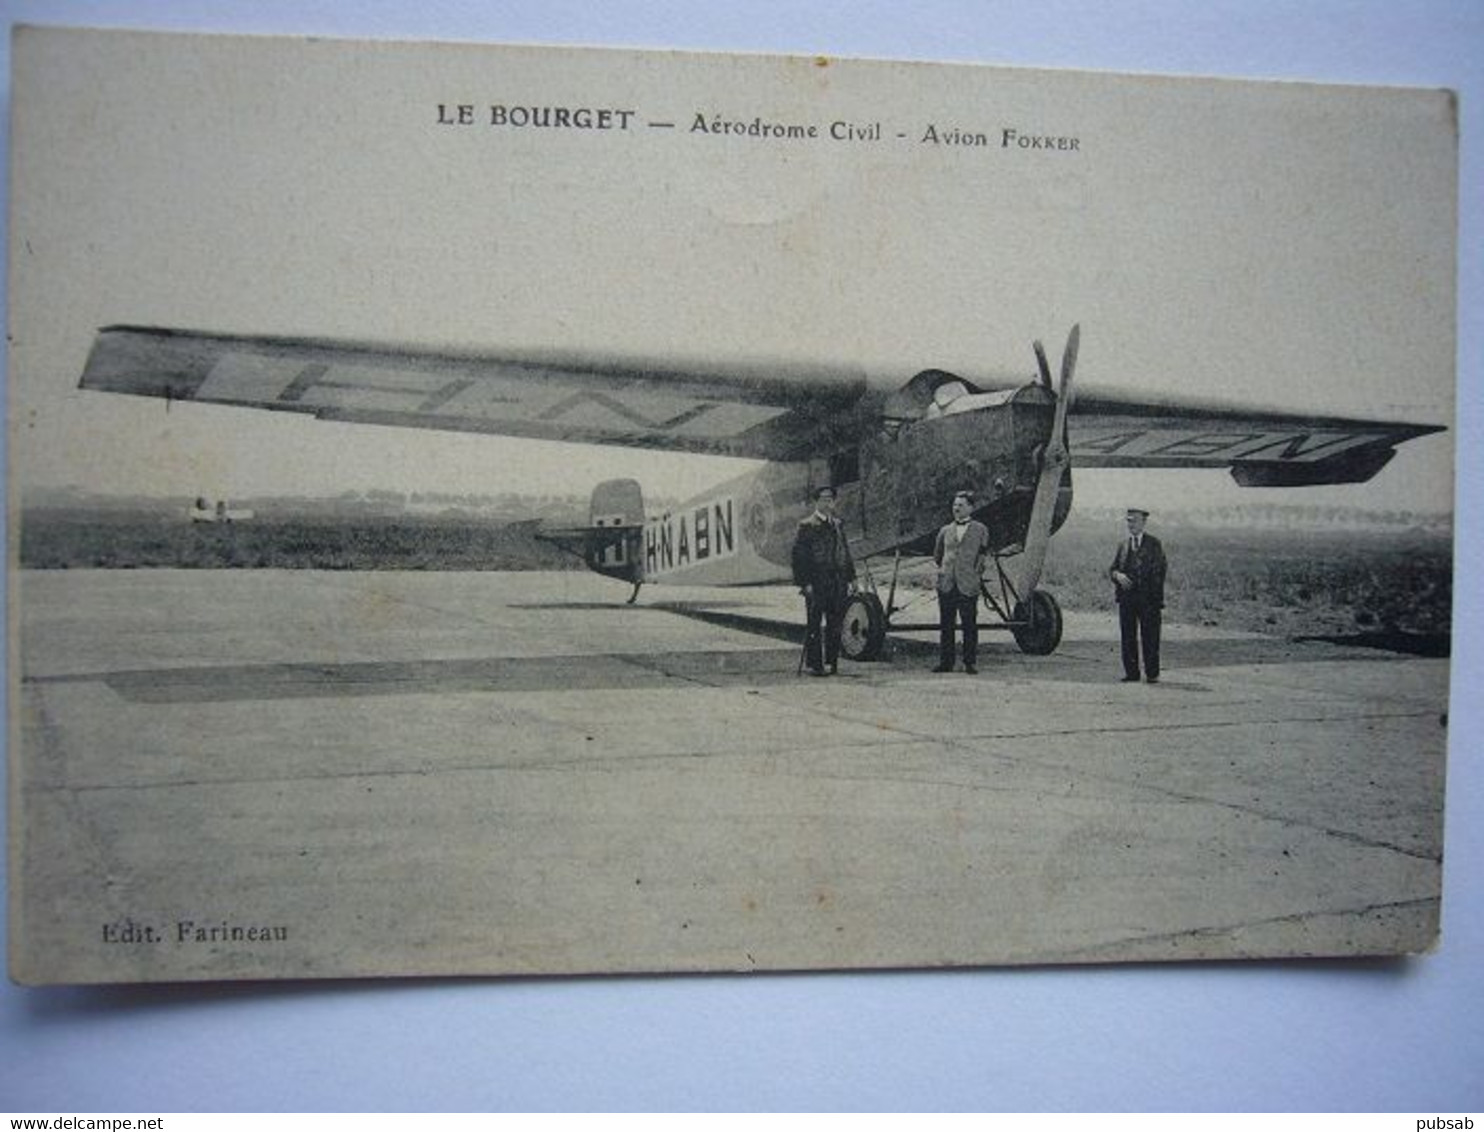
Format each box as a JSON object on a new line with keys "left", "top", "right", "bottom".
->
{"left": 1076, "top": 503, "right": 1450, "bottom": 532}
{"left": 18, "top": 511, "right": 576, "bottom": 572}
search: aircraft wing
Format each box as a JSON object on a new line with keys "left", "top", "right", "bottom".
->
{"left": 79, "top": 327, "right": 870, "bottom": 462}
{"left": 80, "top": 326, "right": 1443, "bottom": 486}
{"left": 1067, "top": 387, "right": 1444, "bottom": 486}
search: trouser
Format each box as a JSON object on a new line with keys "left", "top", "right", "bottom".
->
{"left": 1119, "top": 600, "right": 1162, "bottom": 678}
{"left": 804, "top": 584, "right": 849, "bottom": 671}
{"left": 938, "top": 588, "right": 979, "bottom": 667}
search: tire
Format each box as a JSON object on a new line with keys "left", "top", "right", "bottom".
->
{"left": 1012, "top": 589, "right": 1063, "bottom": 655}
{"left": 840, "top": 592, "right": 887, "bottom": 661}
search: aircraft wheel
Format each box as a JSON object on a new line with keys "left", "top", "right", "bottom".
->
{"left": 840, "top": 592, "right": 887, "bottom": 662}
{"left": 1012, "top": 589, "right": 1063, "bottom": 655}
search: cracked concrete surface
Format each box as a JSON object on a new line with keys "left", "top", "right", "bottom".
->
{"left": 11, "top": 569, "right": 1446, "bottom": 982}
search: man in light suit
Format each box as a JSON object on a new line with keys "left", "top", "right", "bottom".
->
{"left": 932, "top": 491, "right": 993, "bottom": 674}
{"left": 1109, "top": 507, "right": 1168, "bottom": 683}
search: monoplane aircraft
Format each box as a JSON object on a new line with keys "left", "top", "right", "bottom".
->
{"left": 79, "top": 326, "right": 1443, "bottom": 659}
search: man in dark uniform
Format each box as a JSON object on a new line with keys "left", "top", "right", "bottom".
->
{"left": 1109, "top": 507, "right": 1168, "bottom": 683}
{"left": 791, "top": 485, "right": 856, "bottom": 676}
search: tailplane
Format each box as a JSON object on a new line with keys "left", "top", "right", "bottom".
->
{"left": 536, "top": 478, "right": 646, "bottom": 585}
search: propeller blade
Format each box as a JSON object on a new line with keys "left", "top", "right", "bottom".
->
{"left": 1033, "top": 340, "right": 1053, "bottom": 391}
{"left": 1059, "top": 324, "right": 1080, "bottom": 397}
{"left": 1051, "top": 324, "right": 1079, "bottom": 446}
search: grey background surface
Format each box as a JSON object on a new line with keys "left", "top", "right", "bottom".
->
{"left": 2, "top": 0, "right": 1480, "bottom": 1112}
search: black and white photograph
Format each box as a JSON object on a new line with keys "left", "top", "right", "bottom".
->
{"left": 3, "top": 4, "right": 1480, "bottom": 1112}
{"left": 7, "top": 24, "right": 1457, "bottom": 985}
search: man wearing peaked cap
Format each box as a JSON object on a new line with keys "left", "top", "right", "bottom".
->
{"left": 1109, "top": 507, "right": 1168, "bottom": 683}
{"left": 791, "top": 485, "right": 856, "bottom": 676}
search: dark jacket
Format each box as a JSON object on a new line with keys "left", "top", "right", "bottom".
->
{"left": 1109, "top": 534, "right": 1167, "bottom": 607}
{"left": 791, "top": 513, "right": 855, "bottom": 590}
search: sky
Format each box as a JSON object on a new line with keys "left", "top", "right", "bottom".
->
{"left": 4, "top": 8, "right": 1463, "bottom": 526}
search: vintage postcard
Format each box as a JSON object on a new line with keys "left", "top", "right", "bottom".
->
{"left": 7, "top": 27, "right": 1456, "bottom": 983}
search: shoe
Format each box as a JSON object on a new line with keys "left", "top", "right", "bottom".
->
{"left": 808, "top": 666, "right": 826, "bottom": 677}
{"left": 931, "top": 664, "right": 954, "bottom": 673}
{"left": 1121, "top": 675, "right": 1140, "bottom": 683}
{"left": 1146, "top": 675, "right": 1159, "bottom": 684}
{"left": 964, "top": 664, "right": 977, "bottom": 674}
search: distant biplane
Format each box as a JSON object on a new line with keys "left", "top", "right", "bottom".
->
{"left": 80, "top": 325, "right": 1442, "bottom": 659}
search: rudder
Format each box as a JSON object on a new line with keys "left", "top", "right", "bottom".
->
{"left": 589, "top": 478, "right": 645, "bottom": 580}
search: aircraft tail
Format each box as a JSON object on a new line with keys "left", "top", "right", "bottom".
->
{"left": 535, "top": 478, "right": 646, "bottom": 583}
{"left": 590, "top": 478, "right": 644, "bottom": 528}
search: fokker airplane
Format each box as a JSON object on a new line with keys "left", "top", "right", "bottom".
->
{"left": 79, "top": 325, "right": 1443, "bottom": 660}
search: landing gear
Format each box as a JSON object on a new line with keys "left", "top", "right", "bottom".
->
{"left": 1011, "top": 589, "right": 1063, "bottom": 655}
{"left": 845, "top": 580, "right": 1063, "bottom": 660}
{"left": 840, "top": 591, "right": 887, "bottom": 661}
{"left": 821, "top": 325, "right": 1082, "bottom": 665}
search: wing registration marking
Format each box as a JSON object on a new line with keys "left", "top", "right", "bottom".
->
{"left": 537, "top": 390, "right": 718, "bottom": 430}
{"left": 535, "top": 390, "right": 787, "bottom": 437}
{"left": 207, "top": 354, "right": 792, "bottom": 440}
{"left": 196, "top": 354, "right": 310, "bottom": 401}
{"left": 1073, "top": 424, "right": 1391, "bottom": 464}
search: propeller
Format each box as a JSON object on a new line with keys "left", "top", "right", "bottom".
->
{"left": 1051, "top": 323, "right": 1079, "bottom": 447}
{"left": 1033, "top": 339, "right": 1053, "bottom": 392}
{"left": 1000, "top": 324, "right": 1081, "bottom": 613}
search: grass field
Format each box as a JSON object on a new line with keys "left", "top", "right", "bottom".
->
{"left": 18, "top": 509, "right": 573, "bottom": 573}
{"left": 1041, "top": 522, "right": 1451, "bottom": 642}
{"left": 19, "top": 508, "right": 1452, "bottom": 646}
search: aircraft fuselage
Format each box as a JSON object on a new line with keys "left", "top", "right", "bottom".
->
{"left": 602, "top": 379, "right": 1070, "bottom": 587}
